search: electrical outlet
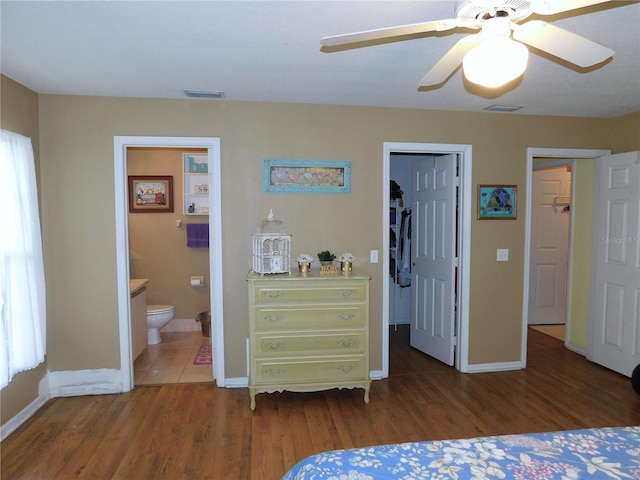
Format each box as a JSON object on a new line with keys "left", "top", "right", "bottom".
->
{"left": 370, "top": 250, "right": 379, "bottom": 263}
{"left": 497, "top": 249, "right": 509, "bottom": 262}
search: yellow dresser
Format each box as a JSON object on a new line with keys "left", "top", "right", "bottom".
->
{"left": 247, "top": 270, "right": 371, "bottom": 410}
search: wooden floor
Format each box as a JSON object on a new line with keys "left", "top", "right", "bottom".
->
{"left": 2, "top": 327, "right": 639, "bottom": 479}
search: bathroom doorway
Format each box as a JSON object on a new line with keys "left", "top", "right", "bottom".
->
{"left": 114, "top": 136, "right": 224, "bottom": 391}
{"left": 127, "top": 147, "right": 213, "bottom": 385}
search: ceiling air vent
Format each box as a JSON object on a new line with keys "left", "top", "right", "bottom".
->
{"left": 184, "top": 90, "right": 225, "bottom": 99}
{"left": 484, "top": 104, "right": 523, "bottom": 112}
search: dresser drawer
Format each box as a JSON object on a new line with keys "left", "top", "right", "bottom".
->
{"left": 255, "top": 332, "right": 364, "bottom": 356}
{"left": 247, "top": 270, "right": 370, "bottom": 410}
{"left": 254, "top": 305, "right": 365, "bottom": 331}
{"left": 253, "top": 356, "right": 367, "bottom": 384}
{"left": 253, "top": 282, "right": 366, "bottom": 304}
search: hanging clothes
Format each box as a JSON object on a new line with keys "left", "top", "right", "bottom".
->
{"left": 398, "top": 209, "right": 411, "bottom": 287}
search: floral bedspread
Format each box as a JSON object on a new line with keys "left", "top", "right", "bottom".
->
{"left": 282, "top": 426, "right": 640, "bottom": 480}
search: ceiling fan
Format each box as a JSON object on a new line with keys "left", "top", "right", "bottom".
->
{"left": 321, "top": 0, "right": 615, "bottom": 88}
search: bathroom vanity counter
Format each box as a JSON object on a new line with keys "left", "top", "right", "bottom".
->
{"left": 130, "top": 278, "right": 149, "bottom": 296}
{"left": 130, "top": 278, "right": 149, "bottom": 360}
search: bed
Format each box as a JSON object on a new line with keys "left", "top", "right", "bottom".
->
{"left": 282, "top": 426, "right": 640, "bottom": 479}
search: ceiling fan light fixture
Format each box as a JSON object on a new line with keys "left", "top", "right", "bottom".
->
{"left": 462, "top": 35, "right": 529, "bottom": 88}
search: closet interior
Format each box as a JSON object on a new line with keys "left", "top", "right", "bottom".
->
{"left": 389, "top": 160, "right": 412, "bottom": 328}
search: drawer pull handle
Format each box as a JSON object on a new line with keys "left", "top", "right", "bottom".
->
{"left": 337, "top": 313, "right": 355, "bottom": 321}
{"left": 337, "top": 339, "right": 354, "bottom": 347}
{"left": 264, "top": 342, "right": 285, "bottom": 350}
{"left": 338, "top": 290, "right": 357, "bottom": 297}
{"left": 265, "top": 291, "right": 284, "bottom": 298}
{"left": 337, "top": 365, "right": 356, "bottom": 373}
{"left": 264, "top": 368, "right": 284, "bottom": 376}
{"left": 264, "top": 315, "right": 284, "bottom": 323}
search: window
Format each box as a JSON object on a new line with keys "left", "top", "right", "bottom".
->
{"left": 0, "top": 130, "right": 46, "bottom": 388}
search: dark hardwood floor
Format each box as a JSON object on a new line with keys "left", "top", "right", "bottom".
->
{"left": 2, "top": 327, "right": 639, "bottom": 479}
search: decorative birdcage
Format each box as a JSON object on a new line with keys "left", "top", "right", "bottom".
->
{"left": 251, "top": 209, "right": 291, "bottom": 275}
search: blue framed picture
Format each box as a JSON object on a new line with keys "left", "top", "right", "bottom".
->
{"left": 262, "top": 159, "right": 351, "bottom": 193}
{"left": 478, "top": 185, "right": 517, "bottom": 219}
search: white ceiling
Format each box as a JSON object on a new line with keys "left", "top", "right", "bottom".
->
{"left": 2, "top": 1, "right": 639, "bottom": 118}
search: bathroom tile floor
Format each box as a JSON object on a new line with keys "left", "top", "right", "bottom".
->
{"left": 133, "top": 331, "right": 213, "bottom": 385}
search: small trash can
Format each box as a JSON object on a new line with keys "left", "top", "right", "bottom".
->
{"left": 196, "top": 311, "right": 211, "bottom": 337}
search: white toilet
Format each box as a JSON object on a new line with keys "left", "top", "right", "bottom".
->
{"left": 146, "top": 304, "right": 175, "bottom": 345}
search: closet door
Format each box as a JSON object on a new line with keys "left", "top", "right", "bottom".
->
{"left": 410, "top": 155, "right": 457, "bottom": 366}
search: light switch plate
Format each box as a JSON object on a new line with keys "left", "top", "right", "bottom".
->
{"left": 370, "top": 250, "right": 379, "bottom": 263}
{"left": 497, "top": 249, "right": 509, "bottom": 262}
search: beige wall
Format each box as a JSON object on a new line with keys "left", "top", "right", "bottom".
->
{"left": 2, "top": 77, "right": 638, "bottom": 426}
{"left": 37, "top": 94, "right": 638, "bottom": 380}
{"left": 568, "top": 159, "right": 595, "bottom": 349}
{"left": 607, "top": 112, "right": 640, "bottom": 154}
{"left": 0, "top": 76, "right": 47, "bottom": 425}
{"left": 127, "top": 147, "right": 210, "bottom": 319}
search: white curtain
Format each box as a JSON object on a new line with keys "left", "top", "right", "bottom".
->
{"left": 0, "top": 130, "right": 46, "bottom": 388}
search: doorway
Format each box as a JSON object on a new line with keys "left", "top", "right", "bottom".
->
{"left": 114, "top": 136, "right": 224, "bottom": 391}
{"left": 127, "top": 147, "right": 213, "bottom": 385}
{"left": 523, "top": 147, "right": 610, "bottom": 362}
{"left": 382, "top": 142, "right": 472, "bottom": 378}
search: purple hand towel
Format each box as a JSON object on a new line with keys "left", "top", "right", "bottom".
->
{"left": 186, "top": 223, "right": 209, "bottom": 248}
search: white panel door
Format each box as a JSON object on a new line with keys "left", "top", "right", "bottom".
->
{"left": 410, "top": 155, "right": 456, "bottom": 365}
{"left": 590, "top": 151, "right": 640, "bottom": 377}
{"left": 528, "top": 167, "right": 572, "bottom": 325}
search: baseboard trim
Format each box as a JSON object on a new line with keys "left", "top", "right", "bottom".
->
{"left": 47, "top": 369, "right": 125, "bottom": 397}
{"left": 224, "top": 376, "right": 248, "bottom": 388}
{"left": 0, "top": 393, "right": 49, "bottom": 441}
{"left": 566, "top": 342, "right": 587, "bottom": 357}
{"left": 463, "top": 360, "right": 523, "bottom": 373}
{"left": 160, "top": 318, "right": 201, "bottom": 333}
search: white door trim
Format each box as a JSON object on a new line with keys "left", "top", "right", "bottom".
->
{"left": 381, "top": 143, "right": 472, "bottom": 378}
{"left": 114, "top": 136, "right": 225, "bottom": 390}
{"left": 523, "top": 148, "right": 610, "bottom": 366}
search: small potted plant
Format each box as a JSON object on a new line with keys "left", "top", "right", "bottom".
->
{"left": 317, "top": 250, "right": 336, "bottom": 265}
{"left": 297, "top": 253, "right": 314, "bottom": 273}
{"left": 338, "top": 253, "right": 356, "bottom": 272}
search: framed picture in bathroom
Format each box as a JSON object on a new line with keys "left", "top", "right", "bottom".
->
{"left": 128, "top": 175, "right": 174, "bottom": 213}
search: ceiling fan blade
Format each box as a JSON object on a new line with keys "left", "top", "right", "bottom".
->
{"left": 513, "top": 21, "right": 614, "bottom": 67}
{"left": 321, "top": 20, "right": 456, "bottom": 47}
{"left": 419, "top": 34, "right": 482, "bottom": 87}
{"left": 532, "top": 0, "right": 611, "bottom": 15}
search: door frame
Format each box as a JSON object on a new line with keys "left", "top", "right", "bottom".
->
{"left": 523, "top": 148, "right": 610, "bottom": 364}
{"left": 381, "top": 142, "right": 472, "bottom": 377}
{"left": 114, "top": 136, "right": 225, "bottom": 390}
